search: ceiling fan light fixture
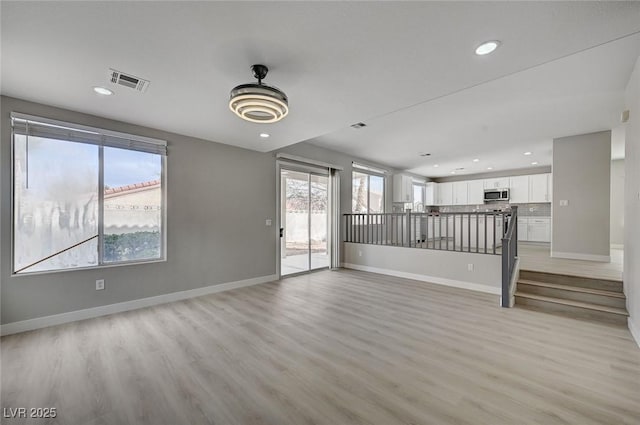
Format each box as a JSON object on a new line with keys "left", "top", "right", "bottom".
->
{"left": 229, "top": 64, "right": 289, "bottom": 124}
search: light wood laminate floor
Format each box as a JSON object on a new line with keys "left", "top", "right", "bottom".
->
{"left": 518, "top": 243, "right": 623, "bottom": 281}
{"left": 2, "top": 269, "right": 639, "bottom": 425}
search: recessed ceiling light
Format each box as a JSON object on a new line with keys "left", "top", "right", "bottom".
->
{"left": 487, "top": 167, "right": 493, "bottom": 170}
{"left": 93, "top": 86, "right": 113, "bottom": 96}
{"left": 475, "top": 40, "right": 500, "bottom": 56}
{"left": 531, "top": 161, "right": 538, "bottom": 165}
{"left": 259, "top": 133, "right": 270, "bottom": 138}
{"left": 524, "top": 151, "right": 532, "bottom": 156}
{"left": 433, "top": 164, "right": 439, "bottom": 168}
{"left": 473, "top": 158, "right": 480, "bottom": 162}
{"left": 451, "top": 171, "right": 456, "bottom": 174}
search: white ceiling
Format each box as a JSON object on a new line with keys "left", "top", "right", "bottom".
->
{"left": 2, "top": 2, "right": 640, "bottom": 177}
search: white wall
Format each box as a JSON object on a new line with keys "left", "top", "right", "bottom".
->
{"left": 610, "top": 159, "right": 625, "bottom": 247}
{"left": 343, "top": 242, "right": 502, "bottom": 297}
{"left": 623, "top": 56, "right": 640, "bottom": 347}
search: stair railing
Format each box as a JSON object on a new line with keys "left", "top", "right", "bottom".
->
{"left": 343, "top": 210, "right": 510, "bottom": 255}
{"left": 501, "top": 206, "right": 518, "bottom": 307}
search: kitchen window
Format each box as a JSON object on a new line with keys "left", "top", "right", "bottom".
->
{"left": 11, "top": 113, "right": 167, "bottom": 274}
{"left": 413, "top": 183, "right": 425, "bottom": 212}
{"left": 352, "top": 165, "right": 385, "bottom": 213}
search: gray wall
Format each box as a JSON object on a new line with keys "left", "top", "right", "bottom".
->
{"left": 343, "top": 243, "right": 502, "bottom": 294}
{"left": 275, "top": 142, "right": 404, "bottom": 217}
{"left": 610, "top": 159, "right": 625, "bottom": 246}
{"left": 623, "top": 55, "right": 640, "bottom": 344}
{"left": 552, "top": 131, "right": 611, "bottom": 259}
{"left": 1, "top": 96, "right": 278, "bottom": 324}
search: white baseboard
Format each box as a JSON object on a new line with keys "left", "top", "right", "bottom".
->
{"left": 342, "top": 263, "right": 501, "bottom": 296}
{"left": 611, "top": 244, "right": 624, "bottom": 250}
{"left": 629, "top": 318, "right": 640, "bottom": 349}
{"left": 1, "top": 274, "right": 278, "bottom": 336}
{"left": 551, "top": 251, "right": 611, "bottom": 262}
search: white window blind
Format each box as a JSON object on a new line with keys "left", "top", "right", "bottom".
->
{"left": 11, "top": 113, "right": 167, "bottom": 156}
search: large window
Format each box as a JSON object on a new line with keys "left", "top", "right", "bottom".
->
{"left": 352, "top": 166, "right": 385, "bottom": 213}
{"left": 11, "top": 113, "right": 166, "bottom": 274}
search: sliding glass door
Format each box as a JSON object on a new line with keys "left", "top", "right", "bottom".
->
{"left": 280, "top": 168, "right": 329, "bottom": 276}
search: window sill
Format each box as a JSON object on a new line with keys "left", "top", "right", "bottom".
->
{"left": 11, "top": 257, "right": 167, "bottom": 278}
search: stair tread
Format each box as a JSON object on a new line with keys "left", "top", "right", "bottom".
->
{"left": 519, "top": 269, "right": 622, "bottom": 284}
{"left": 517, "top": 279, "right": 626, "bottom": 298}
{"left": 514, "top": 292, "right": 629, "bottom": 315}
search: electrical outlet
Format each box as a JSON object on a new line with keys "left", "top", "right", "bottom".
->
{"left": 96, "top": 279, "right": 105, "bottom": 291}
{"left": 467, "top": 263, "right": 474, "bottom": 271}
{"left": 358, "top": 250, "right": 362, "bottom": 257}
{"left": 265, "top": 219, "right": 272, "bottom": 226}
{"left": 559, "top": 200, "right": 569, "bottom": 207}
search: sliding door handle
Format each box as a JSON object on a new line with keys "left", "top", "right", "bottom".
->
{"left": 279, "top": 228, "right": 284, "bottom": 238}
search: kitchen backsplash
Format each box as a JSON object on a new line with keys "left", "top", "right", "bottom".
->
{"left": 433, "top": 203, "right": 550, "bottom": 216}
{"left": 512, "top": 203, "right": 551, "bottom": 217}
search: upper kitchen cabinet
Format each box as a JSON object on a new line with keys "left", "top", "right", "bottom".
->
{"left": 437, "top": 182, "right": 453, "bottom": 205}
{"left": 484, "top": 177, "right": 510, "bottom": 189}
{"left": 509, "top": 175, "right": 530, "bottom": 204}
{"left": 393, "top": 174, "right": 413, "bottom": 203}
{"left": 453, "top": 181, "right": 468, "bottom": 205}
{"left": 467, "top": 180, "right": 485, "bottom": 204}
{"left": 529, "top": 173, "right": 552, "bottom": 203}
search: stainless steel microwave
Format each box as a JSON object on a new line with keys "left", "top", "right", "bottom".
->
{"left": 484, "top": 188, "right": 509, "bottom": 202}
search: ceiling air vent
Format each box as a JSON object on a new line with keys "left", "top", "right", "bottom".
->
{"left": 108, "top": 68, "right": 150, "bottom": 92}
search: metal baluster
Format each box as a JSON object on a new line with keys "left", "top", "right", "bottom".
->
{"left": 493, "top": 213, "right": 496, "bottom": 255}
{"left": 374, "top": 214, "right": 377, "bottom": 244}
{"left": 459, "top": 214, "right": 462, "bottom": 251}
{"left": 352, "top": 215, "right": 355, "bottom": 243}
{"left": 475, "top": 212, "right": 479, "bottom": 253}
{"left": 438, "top": 214, "right": 449, "bottom": 251}
{"left": 484, "top": 214, "right": 487, "bottom": 254}
{"left": 468, "top": 213, "right": 471, "bottom": 253}
{"left": 452, "top": 213, "right": 456, "bottom": 251}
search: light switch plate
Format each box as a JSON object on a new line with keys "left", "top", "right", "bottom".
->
{"left": 559, "top": 200, "right": 569, "bottom": 206}
{"left": 265, "top": 219, "right": 272, "bottom": 226}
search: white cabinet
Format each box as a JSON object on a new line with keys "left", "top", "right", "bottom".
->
{"left": 467, "top": 180, "right": 485, "bottom": 204}
{"left": 484, "top": 177, "right": 509, "bottom": 189}
{"left": 528, "top": 218, "right": 551, "bottom": 242}
{"left": 509, "top": 175, "right": 529, "bottom": 204}
{"left": 529, "top": 173, "right": 551, "bottom": 203}
{"left": 517, "top": 218, "right": 529, "bottom": 241}
{"left": 518, "top": 217, "right": 551, "bottom": 242}
{"left": 425, "top": 182, "right": 436, "bottom": 206}
{"left": 437, "top": 182, "right": 453, "bottom": 205}
{"left": 453, "top": 181, "right": 468, "bottom": 205}
{"left": 393, "top": 174, "right": 413, "bottom": 203}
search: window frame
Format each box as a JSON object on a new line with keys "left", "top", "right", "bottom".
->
{"left": 351, "top": 168, "right": 386, "bottom": 214}
{"left": 412, "top": 182, "right": 426, "bottom": 212}
{"left": 10, "top": 113, "right": 168, "bottom": 276}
